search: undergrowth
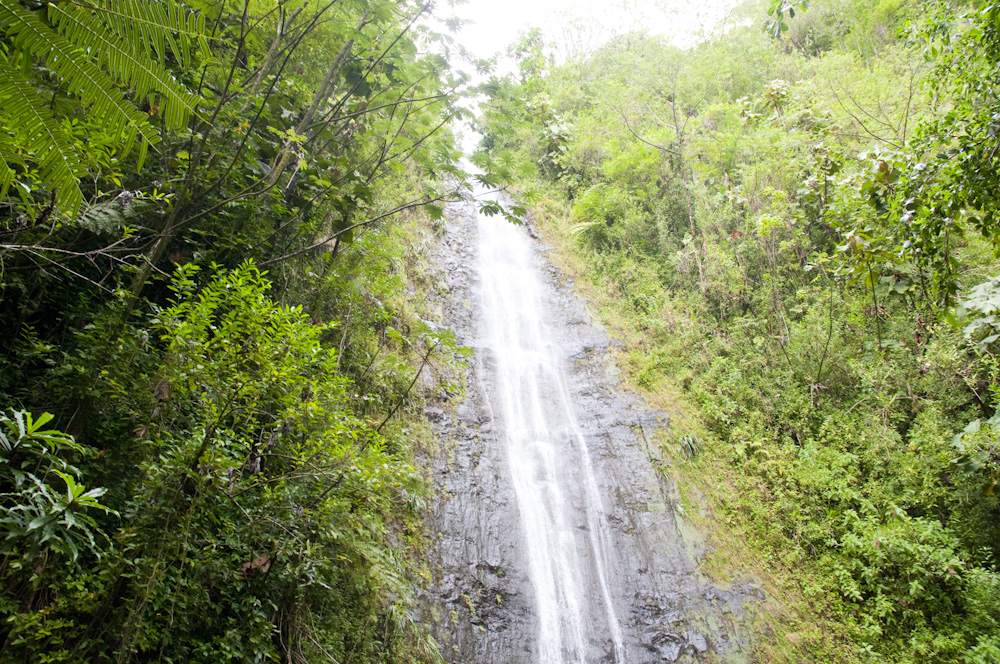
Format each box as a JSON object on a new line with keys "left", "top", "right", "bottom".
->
{"left": 531, "top": 190, "right": 1000, "bottom": 663}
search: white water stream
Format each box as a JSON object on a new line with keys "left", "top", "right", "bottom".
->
{"left": 476, "top": 212, "right": 625, "bottom": 662}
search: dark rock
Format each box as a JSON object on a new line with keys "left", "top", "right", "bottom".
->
{"left": 417, "top": 198, "right": 760, "bottom": 664}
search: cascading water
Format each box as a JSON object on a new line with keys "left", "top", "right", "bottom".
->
{"left": 476, "top": 209, "right": 625, "bottom": 662}
{"left": 422, "top": 194, "right": 758, "bottom": 664}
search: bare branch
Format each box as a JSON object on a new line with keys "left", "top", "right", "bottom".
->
{"left": 260, "top": 196, "right": 447, "bottom": 265}
{"left": 617, "top": 107, "right": 679, "bottom": 155}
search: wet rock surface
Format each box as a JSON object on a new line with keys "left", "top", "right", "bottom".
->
{"left": 418, "top": 201, "right": 761, "bottom": 663}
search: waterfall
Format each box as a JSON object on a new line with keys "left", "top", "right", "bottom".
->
{"left": 476, "top": 210, "right": 625, "bottom": 663}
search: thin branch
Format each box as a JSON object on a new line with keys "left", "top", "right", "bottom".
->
{"left": 260, "top": 196, "right": 446, "bottom": 265}
{"left": 313, "top": 2, "right": 431, "bottom": 145}
{"left": 377, "top": 340, "right": 438, "bottom": 433}
{"left": 617, "top": 108, "right": 679, "bottom": 155}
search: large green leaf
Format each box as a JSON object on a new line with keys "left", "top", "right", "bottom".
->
{"left": 49, "top": 1, "right": 202, "bottom": 130}
{"left": 0, "top": 59, "right": 85, "bottom": 213}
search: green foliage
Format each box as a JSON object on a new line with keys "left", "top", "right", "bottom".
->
{"left": 951, "top": 275, "right": 1000, "bottom": 344}
{"left": 0, "top": 0, "right": 475, "bottom": 660}
{"left": 0, "top": 0, "right": 204, "bottom": 215}
{"left": 768, "top": 0, "right": 811, "bottom": 38}
{"left": 0, "top": 260, "right": 441, "bottom": 662}
{"left": 0, "top": 410, "right": 114, "bottom": 563}
{"left": 477, "top": 1, "right": 1000, "bottom": 659}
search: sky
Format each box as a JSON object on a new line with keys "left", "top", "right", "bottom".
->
{"left": 443, "top": 0, "right": 746, "bottom": 62}
{"left": 430, "top": 0, "right": 747, "bottom": 153}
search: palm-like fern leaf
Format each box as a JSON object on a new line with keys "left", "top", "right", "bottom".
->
{"left": 0, "top": 4, "right": 159, "bottom": 153}
{"left": 0, "top": 59, "right": 85, "bottom": 214}
{"left": 0, "top": 1, "right": 206, "bottom": 217}
{"left": 49, "top": 1, "right": 202, "bottom": 129}
{"left": 0, "top": 131, "right": 23, "bottom": 204}
{"left": 0, "top": 155, "right": 15, "bottom": 205}
{"left": 78, "top": 195, "right": 155, "bottom": 235}
{"left": 67, "top": 0, "right": 209, "bottom": 68}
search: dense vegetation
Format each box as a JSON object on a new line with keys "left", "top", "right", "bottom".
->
{"left": 477, "top": 1, "right": 1000, "bottom": 661}
{"left": 0, "top": 0, "right": 487, "bottom": 661}
{"left": 7, "top": 0, "right": 1000, "bottom": 660}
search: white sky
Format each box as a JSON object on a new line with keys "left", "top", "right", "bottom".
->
{"left": 443, "top": 0, "right": 745, "bottom": 62}
{"left": 431, "top": 0, "right": 746, "bottom": 153}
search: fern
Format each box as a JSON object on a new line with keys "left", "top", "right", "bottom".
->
{"left": 0, "top": 131, "right": 23, "bottom": 204}
{"left": 0, "top": 58, "right": 86, "bottom": 213}
{"left": 49, "top": 1, "right": 202, "bottom": 129}
{"left": 74, "top": 0, "right": 209, "bottom": 68}
{"left": 77, "top": 194, "right": 155, "bottom": 235}
{"left": 0, "top": 0, "right": 205, "bottom": 217}
{"left": 0, "top": 157, "right": 14, "bottom": 204}
{"left": 0, "top": 4, "right": 158, "bottom": 155}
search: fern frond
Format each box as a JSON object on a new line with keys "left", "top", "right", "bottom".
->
{"left": 568, "top": 220, "right": 600, "bottom": 237}
{"left": 0, "top": 60, "right": 85, "bottom": 214}
{"left": 49, "top": 2, "right": 200, "bottom": 131}
{"left": 0, "top": 3, "right": 159, "bottom": 155}
{"left": 69, "top": 0, "right": 210, "bottom": 69}
{"left": 0, "top": 154, "right": 14, "bottom": 204}
{"left": 0, "top": 130, "right": 24, "bottom": 205}
{"left": 78, "top": 195, "right": 155, "bottom": 236}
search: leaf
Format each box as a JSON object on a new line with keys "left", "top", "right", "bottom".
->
{"left": 0, "top": 152, "right": 15, "bottom": 203}
{"left": 78, "top": 197, "right": 156, "bottom": 236}
{"left": 0, "top": 0, "right": 206, "bottom": 215}
{"left": 26, "top": 412, "right": 54, "bottom": 433}
{"left": 0, "top": 60, "right": 85, "bottom": 214}
{"left": 0, "top": 3, "right": 160, "bottom": 149}
{"left": 47, "top": 2, "right": 201, "bottom": 130}
{"left": 425, "top": 203, "right": 444, "bottom": 220}
{"left": 954, "top": 454, "right": 984, "bottom": 473}
{"left": 27, "top": 514, "right": 51, "bottom": 532}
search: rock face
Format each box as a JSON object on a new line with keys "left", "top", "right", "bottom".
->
{"left": 418, "top": 199, "right": 760, "bottom": 663}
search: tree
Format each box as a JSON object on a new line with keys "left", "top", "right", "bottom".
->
{"left": 0, "top": 2, "right": 473, "bottom": 661}
{"left": 893, "top": 1, "right": 1000, "bottom": 301}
